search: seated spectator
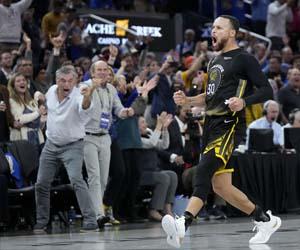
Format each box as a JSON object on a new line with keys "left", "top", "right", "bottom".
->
{"left": 137, "top": 113, "right": 177, "bottom": 222}
{"left": 158, "top": 105, "right": 189, "bottom": 194}
{"left": 246, "top": 100, "right": 283, "bottom": 148}
{"left": 7, "top": 73, "right": 45, "bottom": 149}
{"left": 278, "top": 68, "right": 300, "bottom": 120}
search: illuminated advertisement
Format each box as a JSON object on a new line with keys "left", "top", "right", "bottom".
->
{"left": 80, "top": 14, "right": 175, "bottom": 52}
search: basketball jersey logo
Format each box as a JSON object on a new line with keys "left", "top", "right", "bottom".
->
{"left": 207, "top": 64, "right": 224, "bottom": 98}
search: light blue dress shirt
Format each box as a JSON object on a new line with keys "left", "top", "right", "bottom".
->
{"left": 246, "top": 116, "right": 284, "bottom": 147}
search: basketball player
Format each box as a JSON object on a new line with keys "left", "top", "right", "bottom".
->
{"left": 162, "top": 15, "right": 281, "bottom": 248}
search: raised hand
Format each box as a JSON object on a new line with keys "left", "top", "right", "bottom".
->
{"left": 23, "top": 32, "right": 31, "bottom": 46}
{"left": 120, "top": 59, "right": 127, "bottom": 69}
{"left": 163, "top": 114, "right": 173, "bottom": 128}
{"left": 173, "top": 90, "right": 188, "bottom": 106}
{"left": 80, "top": 85, "right": 95, "bottom": 98}
{"left": 109, "top": 44, "right": 119, "bottom": 58}
{"left": 145, "top": 75, "right": 158, "bottom": 92}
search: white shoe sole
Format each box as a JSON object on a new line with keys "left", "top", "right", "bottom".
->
{"left": 249, "top": 216, "right": 282, "bottom": 244}
{"left": 162, "top": 215, "right": 181, "bottom": 248}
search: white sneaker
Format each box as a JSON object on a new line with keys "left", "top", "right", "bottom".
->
{"left": 249, "top": 211, "right": 281, "bottom": 244}
{"left": 162, "top": 215, "right": 185, "bottom": 248}
{"left": 249, "top": 244, "right": 271, "bottom": 250}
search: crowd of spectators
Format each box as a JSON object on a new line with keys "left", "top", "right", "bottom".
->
{"left": 1, "top": 0, "right": 300, "bottom": 232}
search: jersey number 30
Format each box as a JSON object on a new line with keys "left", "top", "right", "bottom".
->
{"left": 207, "top": 83, "right": 215, "bottom": 95}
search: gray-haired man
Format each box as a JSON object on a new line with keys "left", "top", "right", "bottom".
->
{"left": 34, "top": 66, "right": 97, "bottom": 231}
{"left": 83, "top": 60, "right": 134, "bottom": 228}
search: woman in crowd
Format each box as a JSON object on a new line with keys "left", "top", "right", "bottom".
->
{"left": 137, "top": 113, "right": 177, "bottom": 221}
{"left": 8, "top": 73, "right": 46, "bottom": 152}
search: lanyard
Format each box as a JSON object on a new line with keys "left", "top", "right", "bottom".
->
{"left": 96, "top": 86, "right": 111, "bottom": 110}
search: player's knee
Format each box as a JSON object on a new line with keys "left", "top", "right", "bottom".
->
{"left": 192, "top": 185, "right": 209, "bottom": 201}
{"left": 212, "top": 177, "right": 228, "bottom": 198}
{"left": 192, "top": 165, "right": 211, "bottom": 201}
{"left": 212, "top": 182, "right": 224, "bottom": 197}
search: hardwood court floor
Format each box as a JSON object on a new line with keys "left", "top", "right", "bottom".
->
{"left": 1, "top": 214, "right": 300, "bottom": 250}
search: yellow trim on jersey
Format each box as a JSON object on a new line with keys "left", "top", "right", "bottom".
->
{"left": 232, "top": 79, "right": 247, "bottom": 116}
{"left": 215, "top": 168, "right": 234, "bottom": 175}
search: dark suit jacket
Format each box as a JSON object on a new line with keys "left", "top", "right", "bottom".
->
{"left": 0, "top": 85, "right": 14, "bottom": 141}
{"left": 158, "top": 119, "right": 184, "bottom": 169}
{"left": 0, "top": 70, "right": 8, "bottom": 86}
{"left": 151, "top": 73, "right": 176, "bottom": 117}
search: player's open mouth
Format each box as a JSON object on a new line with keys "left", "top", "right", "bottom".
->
{"left": 212, "top": 37, "right": 217, "bottom": 45}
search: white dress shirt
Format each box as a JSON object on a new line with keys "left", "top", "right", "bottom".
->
{"left": 45, "top": 85, "right": 92, "bottom": 145}
{"left": 170, "top": 116, "right": 187, "bottom": 163}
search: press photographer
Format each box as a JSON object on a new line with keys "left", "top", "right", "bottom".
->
{"left": 158, "top": 106, "right": 203, "bottom": 194}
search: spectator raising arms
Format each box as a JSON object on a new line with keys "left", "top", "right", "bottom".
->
{"left": 0, "top": 0, "right": 32, "bottom": 51}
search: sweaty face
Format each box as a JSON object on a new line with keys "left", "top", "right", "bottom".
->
{"left": 211, "top": 17, "right": 233, "bottom": 51}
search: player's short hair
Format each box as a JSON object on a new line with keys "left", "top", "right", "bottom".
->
{"left": 219, "top": 15, "right": 240, "bottom": 34}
